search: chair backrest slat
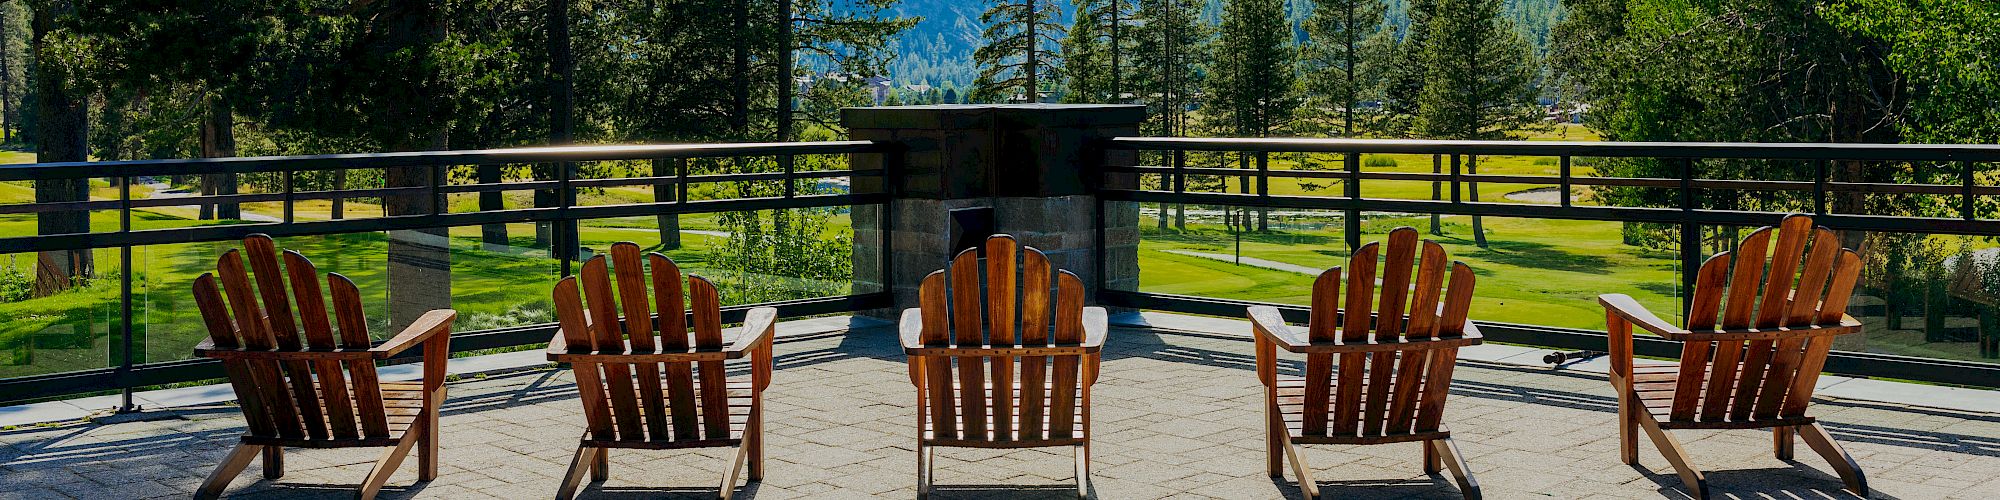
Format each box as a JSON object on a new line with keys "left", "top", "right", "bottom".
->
{"left": 1362, "top": 231, "right": 1417, "bottom": 436}
{"left": 330, "top": 274, "right": 391, "bottom": 438}
{"left": 918, "top": 271, "right": 957, "bottom": 439}
{"left": 649, "top": 254, "right": 702, "bottom": 441}
{"left": 1331, "top": 242, "right": 1378, "bottom": 437}
{"left": 1300, "top": 269, "right": 1340, "bottom": 436}
{"left": 1018, "top": 249, "right": 1052, "bottom": 441}
{"left": 689, "top": 276, "right": 730, "bottom": 440}
{"left": 947, "top": 250, "right": 988, "bottom": 441}
{"left": 915, "top": 236, "right": 1093, "bottom": 445}
{"left": 1048, "top": 272, "right": 1085, "bottom": 440}
{"left": 986, "top": 238, "right": 1018, "bottom": 441}
{"left": 243, "top": 236, "right": 329, "bottom": 442}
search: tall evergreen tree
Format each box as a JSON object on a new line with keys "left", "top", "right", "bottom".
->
{"left": 1206, "top": 0, "right": 1298, "bottom": 137}
{"left": 1412, "top": 0, "right": 1540, "bottom": 248}
{"left": 1129, "top": 0, "right": 1205, "bottom": 229}
{"left": 26, "top": 0, "right": 90, "bottom": 295}
{"left": 1300, "top": 0, "right": 1387, "bottom": 137}
{"left": 1061, "top": 0, "right": 1128, "bottom": 103}
{"left": 972, "top": 0, "right": 1063, "bottom": 103}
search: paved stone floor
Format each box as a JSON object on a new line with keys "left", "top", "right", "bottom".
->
{"left": 5, "top": 325, "right": 2000, "bottom": 499}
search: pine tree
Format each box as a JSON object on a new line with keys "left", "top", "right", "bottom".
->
{"left": 1061, "top": 0, "right": 1129, "bottom": 103}
{"left": 1300, "top": 0, "right": 1387, "bottom": 137}
{"left": 1206, "top": 0, "right": 1298, "bottom": 137}
{"left": 1413, "top": 0, "right": 1542, "bottom": 247}
{"left": 1129, "top": 0, "right": 1206, "bottom": 229}
{"left": 973, "top": 0, "right": 1064, "bottom": 103}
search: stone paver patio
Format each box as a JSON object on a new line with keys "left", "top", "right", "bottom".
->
{"left": 4, "top": 323, "right": 1999, "bottom": 499}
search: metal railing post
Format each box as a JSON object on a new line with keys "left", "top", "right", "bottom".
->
{"left": 1679, "top": 157, "right": 1699, "bottom": 317}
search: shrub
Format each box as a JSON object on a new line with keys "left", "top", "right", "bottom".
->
{"left": 1363, "top": 155, "right": 1399, "bottom": 168}
{"left": 1532, "top": 157, "right": 1559, "bottom": 166}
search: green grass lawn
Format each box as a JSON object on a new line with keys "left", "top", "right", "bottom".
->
{"left": 1136, "top": 214, "right": 1684, "bottom": 331}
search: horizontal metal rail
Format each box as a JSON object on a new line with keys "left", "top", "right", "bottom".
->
{"left": 0, "top": 141, "right": 896, "bottom": 406}
{"left": 1101, "top": 136, "right": 2000, "bottom": 388}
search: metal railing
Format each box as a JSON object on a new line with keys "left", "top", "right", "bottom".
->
{"left": 0, "top": 141, "right": 896, "bottom": 405}
{"left": 1098, "top": 137, "right": 2000, "bottom": 387}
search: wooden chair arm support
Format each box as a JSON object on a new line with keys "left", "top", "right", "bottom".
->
{"left": 1247, "top": 305, "right": 1483, "bottom": 354}
{"left": 371, "top": 309, "right": 457, "bottom": 359}
{"left": 1602, "top": 293, "right": 1865, "bottom": 341}
{"left": 1081, "top": 306, "right": 1108, "bottom": 349}
{"left": 1599, "top": 294, "right": 1687, "bottom": 338}
{"left": 726, "top": 307, "right": 778, "bottom": 354}
{"left": 899, "top": 307, "right": 925, "bottom": 351}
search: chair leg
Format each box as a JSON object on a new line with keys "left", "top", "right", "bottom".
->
{"left": 263, "top": 445, "right": 284, "bottom": 479}
{"left": 720, "top": 441, "right": 750, "bottom": 500}
{"left": 1279, "top": 435, "right": 1320, "bottom": 500}
{"left": 420, "top": 398, "right": 441, "bottom": 481}
{"left": 1430, "top": 437, "right": 1481, "bottom": 500}
{"left": 747, "top": 402, "right": 764, "bottom": 481}
{"left": 195, "top": 443, "right": 263, "bottom": 500}
{"left": 1266, "top": 400, "right": 1284, "bottom": 477}
{"left": 1797, "top": 422, "right": 1868, "bottom": 497}
{"left": 1617, "top": 389, "right": 1638, "bottom": 465}
{"left": 556, "top": 446, "right": 596, "bottom": 500}
{"left": 1423, "top": 439, "right": 1441, "bottom": 474}
{"left": 916, "top": 443, "right": 934, "bottom": 500}
{"left": 1633, "top": 409, "right": 1707, "bottom": 500}
{"left": 1773, "top": 426, "right": 1795, "bottom": 460}
{"left": 358, "top": 424, "right": 425, "bottom": 500}
{"left": 591, "top": 447, "right": 609, "bottom": 482}
{"left": 1072, "top": 444, "right": 1091, "bottom": 499}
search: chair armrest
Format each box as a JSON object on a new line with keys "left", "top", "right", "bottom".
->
{"left": 1081, "top": 307, "right": 1109, "bottom": 349}
{"left": 900, "top": 308, "right": 928, "bottom": 352}
{"left": 1598, "top": 294, "right": 1687, "bottom": 339}
{"left": 1247, "top": 306, "right": 1308, "bottom": 351}
{"left": 726, "top": 307, "right": 778, "bottom": 354}
{"left": 371, "top": 309, "right": 456, "bottom": 359}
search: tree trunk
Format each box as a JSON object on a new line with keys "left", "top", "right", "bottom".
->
{"left": 379, "top": 0, "right": 452, "bottom": 330}
{"left": 1469, "top": 156, "right": 1486, "bottom": 248}
{"left": 653, "top": 158, "right": 681, "bottom": 249}
{"left": 478, "top": 165, "right": 507, "bottom": 246}
{"left": 198, "top": 95, "right": 239, "bottom": 220}
{"left": 1429, "top": 155, "right": 1441, "bottom": 235}
{"left": 0, "top": 4, "right": 12, "bottom": 144}
{"left": 775, "top": 0, "right": 793, "bottom": 141}
{"left": 330, "top": 169, "right": 345, "bottom": 219}
{"left": 537, "top": 0, "right": 573, "bottom": 253}
{"left": 729, "top": 0, "right": 749, "bottom": 135}
{"left": 1024, "top": 0, "right": 1037, "bottom": 102}
{"left": 29, "top": 0, "right": 90, "bottom": 297}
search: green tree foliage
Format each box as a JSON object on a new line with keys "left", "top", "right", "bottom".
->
{"left": 1206, "top": 0, "right": 1298, "bottom": 137}
{"left": 1129, "top": 0, "right": 1205, "bottom": 137}
{"left": 1411, "top": 0, "right": 1539, "bottom": 141}
{"left": 973, "top": 0, "right": 1064, "bottom": 102}
{"left": 1061, "top": 0, "right": 1129, "bottom": 103}
{"left": 1825, "top": 0, "right": 2000, "bottom": 145}
{"left": 1299, "top": 0, "right": 1388, "bottom": 137}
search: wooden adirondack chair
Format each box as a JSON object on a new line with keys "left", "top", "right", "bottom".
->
{"left": 546, "top": 242, "right": 776, "bottom": 499}
{"left": 901, "top": 235, "right": 1108, "bottom": 499}
{"left": 1247, "top": 227, "right": 1482, "bottom": 500}
{"left": 1599, "top": 214, "right": 1867, "bottom": 499}
{"left": 192, "top": 234, "right": 456, "bottom": 500}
